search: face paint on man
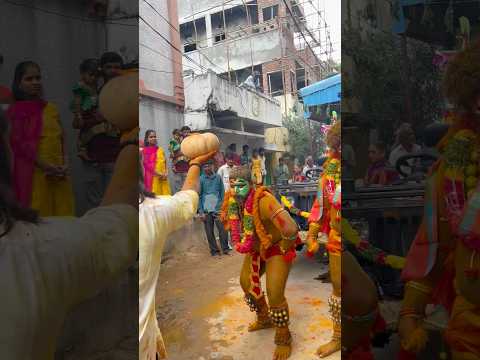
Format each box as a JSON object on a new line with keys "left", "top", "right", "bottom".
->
{"left": 233, "top": 178, "right": 250, "bottom": 198}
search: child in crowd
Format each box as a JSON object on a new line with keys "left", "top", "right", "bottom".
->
{"left": 169, "top": 129, "right": 189, "bottom": 192}
{"left": 71, "top": 58, "right": 100, "bottom": 161}
{"left": 169, "top": 128, "right": 188, "bottom": 169}
{"left": 180, "top": 125, "right": 191, "bottom": 139}
{"left": 168, "top": 129, "right": 181, "bottom": 157}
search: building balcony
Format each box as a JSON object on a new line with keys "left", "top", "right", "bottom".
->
{"left": 182, "top": 21, "right": 284, "bottom": 74}
{"left": 183, "top": 71, "right": 282, "bottom": 138}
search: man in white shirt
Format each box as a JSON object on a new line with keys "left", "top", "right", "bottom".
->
{"left": 139, "top": 149, "right": 216, "bottom": 360}
{"left": 217, "top": 154, "right": 235, "bottom": 191}
{"left": 389, "top": 124, "right": 421, "bottom": 177}
{"left": 0, "top": 116, "right": 139, "bottom": 360}
{"left": 302, "top": 156, "right": 315, "bottom": 176}
{"left": 241, "top": 70, "right": 260, "bottom": 91}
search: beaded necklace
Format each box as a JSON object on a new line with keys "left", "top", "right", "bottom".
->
{"left": 227, "top": 189, "right": 256, "bottom": 253}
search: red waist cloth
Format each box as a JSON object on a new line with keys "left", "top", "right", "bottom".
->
{"left": 261, "top": 237, "right": 301, "bottom": 263}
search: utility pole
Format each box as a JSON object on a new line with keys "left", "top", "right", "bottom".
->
{"left": 222, "top": 1, "right": 232, "bottom": 82}
{"left": 400, "top": 34, "right": 413, "bottom": 124}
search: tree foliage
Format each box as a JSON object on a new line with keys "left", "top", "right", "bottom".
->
{"left": 343, "top": 23, "right": 443, "bottom": 144}
{"left": 282, "top": 106, "right": 325, "bottom": 163}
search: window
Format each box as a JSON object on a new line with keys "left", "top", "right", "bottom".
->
{"left": 262, "top": 5, "right": 278, "bottom": 21}
{"left": 248, "top": 1, "right": 259, "bottom": 25}
{"left": 180, "top": 18, "right": 206, "bottom": 52}
{"left": 215, "top": 32, "right": 226, "bottom": 43}
{"left": 296, "top": 68, "right": 306, "bottom": 90}
{"left": 211, "top": 12, "right": 226, "bottom": 43}
{"left": 268, "top": 71, "right": 284, "bottom": 96}
{"left": 184, "top": 43, "right": 197, "bottom": 52}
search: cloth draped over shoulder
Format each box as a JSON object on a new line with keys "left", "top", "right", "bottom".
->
{"left": 7, "top": 100, "right": 47, "bottom": 207}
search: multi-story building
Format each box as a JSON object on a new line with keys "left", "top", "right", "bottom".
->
{"left": 177, "top": 0, "right": 325, "bottom": 114}
{"left": 176, "top": 0, "right": 331, "bottom": 181}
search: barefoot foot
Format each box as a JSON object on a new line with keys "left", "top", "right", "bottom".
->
{"left": 248, "top": 319, "right": 274, "bottom": 332}
{"left": 316, "top": 339, "right": 341, "bottom": 358}
{"left": 273, "top": 344, "right": 292, "bottom": 360}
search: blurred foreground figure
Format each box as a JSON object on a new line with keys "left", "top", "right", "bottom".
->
{"left": 306, "top": 120, "right": 342, "bottom": 357}
{"left": 306, "top": 120, "right": 383, "bottom": 358}
{"left": 398, "top": 41, "right": 480, "bottom": 360}
{"left": 0, "top": 104, "right": 138, "bottom": 358}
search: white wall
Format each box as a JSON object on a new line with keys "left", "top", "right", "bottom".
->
{"left": 182, "top": 28, "right": 283, "bottom": 74}
{"left": 107, "top": 1, "right": 139, "bottom": 64}
{"left": 184, "top": 72, "right": 282, "bottom": 127}
{"left": 140, "top": 96, "right": 184, "bottom": 186}
{"left": 179, "top": 0, "right": 249, "bottom": 21}
{"left": 139, "top": 0, "right": 175, "bottom": 97}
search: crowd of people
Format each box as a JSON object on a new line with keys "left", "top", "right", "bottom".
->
{"left": 142, "top": 116, "right": 436, "bottom": 195}
{"left": 141, "top": 134, "right": 270, "bottom": 193}
{"left": 354, "top": 122, "right": 438, "bottom": 187}
{"left": 1, "top": 51, "right": 127, "bottom": 217}
{"left": 140, "top": 130, "right": 339, "bottom": 258}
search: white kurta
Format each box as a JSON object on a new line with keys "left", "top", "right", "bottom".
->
{"left": 0, "top": 204, "right": 138, "bottom": 359}
{"left": 389, "top": 143, "right": 422, "bottom": 176}
{"left": 139, "top": 190, "right": 199, "bottom": 360}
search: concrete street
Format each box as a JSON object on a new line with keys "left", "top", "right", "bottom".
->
{"left": 157, "top": 225, "right": 340, "bottom": 360}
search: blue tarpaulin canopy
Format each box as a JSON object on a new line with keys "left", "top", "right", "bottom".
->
{"left": 299, "top": 74, "right": 341, "bottom": 107}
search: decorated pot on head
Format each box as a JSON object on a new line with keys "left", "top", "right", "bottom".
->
{"left": 180, "top": 132, "right": 220, "bottom": 160}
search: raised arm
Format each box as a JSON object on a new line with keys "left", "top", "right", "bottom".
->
{"left": 101, "top": 138, "right": 139, "bottom": 209}
{"left": 182, "top": 151, "right": 217, "bottom": 193}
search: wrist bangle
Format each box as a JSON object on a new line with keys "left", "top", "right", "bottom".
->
{"left": 190, "top": 162, "right": 201, "bottom": 169}
{"left": 270, "top": 207, "right": 286, "bottom": 221}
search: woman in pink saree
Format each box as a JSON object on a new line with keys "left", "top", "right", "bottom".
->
{"left": 7, "top": 61, "right": 74, "bottom": 216}
{"left": 142, "top": 129, "right": 171, "bottom": 196}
